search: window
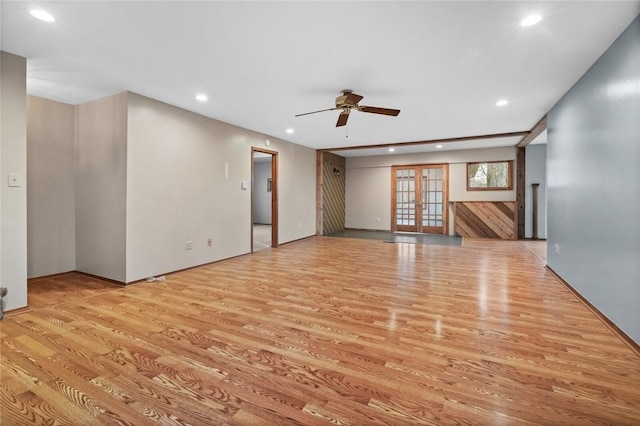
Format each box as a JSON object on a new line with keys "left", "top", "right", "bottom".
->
{"left": 467, "top": 160, "right": 513, "bottom": 191}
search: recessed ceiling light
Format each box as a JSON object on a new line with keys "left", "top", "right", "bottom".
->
{"left": 435, "top": 145, "right": 443, "bottom": 149}
{"left": 388, "top": 148, "right": 395, "bottom": 152}
{"left": 195, "top": 94, "right": 208, "bottom": 102}
{"left": 286, "top": 128, "right": 294, "bottom": 134}
{"left": 30, "top": 9, "right": 55, "bottom": 22}
{"left": 520, "top": 14, "right": 542, "bottom": 27}
{"left": 496, "top": 99, "right": 509, "bottom": 107}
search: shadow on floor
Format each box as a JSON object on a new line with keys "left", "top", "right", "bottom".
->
{"left": 326, "top": 229, "right": 462, "bottom": 246}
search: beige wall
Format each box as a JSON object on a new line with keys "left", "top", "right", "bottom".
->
{"left": 24, "top": 91, "right": 316, "bottom": 284}
{"left": 27, "top": 96, "right": 76, "bottom": 278}
{"left": 275, "top": 140, "right": 317, "bottom": 243}
{"left": 75, "top": 93, "right": 128, "bottom": 282}
{"left": 1, "top": 51, "right": 28, "bottom": 310}
{"left": 125, "top": 93, "right": 316, "bottom": 282}
{"left": 345, "top": 147, "right": 516, "bottom": 233}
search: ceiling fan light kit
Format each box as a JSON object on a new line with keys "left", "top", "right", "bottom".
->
{"left": 295, "top": 89, "right": 400, "bottom": 127}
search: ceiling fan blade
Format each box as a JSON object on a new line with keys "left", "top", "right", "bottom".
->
{"left": 295, "top": 107, "right": 339, "bottom": 117}
{"left": 358, "top": 106, "right": 401, "bottom": 116}
{"left": 336, "top": 110, "right": 350, "bottom": 127}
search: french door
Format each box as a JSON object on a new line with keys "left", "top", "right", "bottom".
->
{"left": 392, "top": 164, "right": 448, "bottom": 234}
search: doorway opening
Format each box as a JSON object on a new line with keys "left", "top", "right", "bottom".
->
{"left": 251, "top": 147, "right": 278, "bottom": 252}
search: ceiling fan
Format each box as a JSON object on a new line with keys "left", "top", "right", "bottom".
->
{"left": 295, "top": 89, "right": 400, "bottom": 127}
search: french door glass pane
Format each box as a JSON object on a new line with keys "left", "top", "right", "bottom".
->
{"left": 420, "top": 167, "right": 444, "bottom": 229}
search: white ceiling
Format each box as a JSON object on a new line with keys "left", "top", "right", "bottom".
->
{"left": 2, "top": 1, "right": 639, "bottom": 155}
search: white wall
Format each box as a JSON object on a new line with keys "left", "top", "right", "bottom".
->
{"left": 253, "top": 160, "right": 272, "bottom": 224}
{"left": 75, "top": 93, "right": 128, "bottom": 282}
{"left": 345, "top": 147, "right": 516, "bottom": 233}
{"left": 547, "top": 16, "right": 640, "bottom": 344}
{"left": 524, "top": 144, "right": 547, "bottom": 239}
{"left": 0, "top": 51, "right": 28, "bottom": 311}
{"left": 125, "top": 93, "right": 316, "bottom": 282}
{"left": 27, "top": 96, "right": 76, "bottom": 278}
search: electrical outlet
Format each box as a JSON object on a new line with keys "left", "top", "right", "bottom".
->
{"left": 207, "top": 238, "right": 212, "bottom": 247}
{"left": 376, "top": 217, "right": 381, "bottom": 223}
{"left": 554, "top": 243, "right": 560, "bottom": 255}
{"left": 185, "top": 240, "right": 193, "bottom": 250}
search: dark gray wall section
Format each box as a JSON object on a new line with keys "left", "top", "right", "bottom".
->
{"left": 525, "top": 144, "right": 547, "bottom": 239}
{"left": 547, "top": 16, "right": 640, "bottom": 344}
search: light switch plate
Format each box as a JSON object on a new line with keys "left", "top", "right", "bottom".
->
{"left": 8, "top": 172, "right": 22, "bottom": 187}
{"left": 241, "top": 181, "right": 248, "bottom": 190}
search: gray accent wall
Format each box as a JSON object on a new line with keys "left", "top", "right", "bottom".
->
{"left": 547, "top": 16, "right": 640, "bottom": 344}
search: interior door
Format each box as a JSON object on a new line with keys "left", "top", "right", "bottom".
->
{"left": 393, "top": 167, "right": 418, "bottom": 232}
{"left": 419, "top": 165, "right": 447, "bottom": 234}
{"left": 392, "top": 164, "right": 448, "bottom": 234}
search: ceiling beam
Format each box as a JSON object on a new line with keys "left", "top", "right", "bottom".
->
{"left": 516, "top": 115, "right": 547, "bottom": 148}
{"left": 321, "top": 130, "right": 530, "bottom": 152}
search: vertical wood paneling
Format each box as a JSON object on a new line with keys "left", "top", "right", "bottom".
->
{"left": 316, "top": 152, "right": 324, "bottom": 235}
{"left": 454, "top": 201, "right": 516, "bottom": 239}
{"left": 322, "top": 153, "right": 346, "bottom": 235}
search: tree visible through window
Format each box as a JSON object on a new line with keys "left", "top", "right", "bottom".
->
{"left": 467, "top": 161, "right": 513, "bottom": 190}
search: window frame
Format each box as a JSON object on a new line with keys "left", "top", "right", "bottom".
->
{"left": 466, "top": 160, "right": 514, "bottom": 191}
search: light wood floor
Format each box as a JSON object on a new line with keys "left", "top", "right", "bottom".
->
{"left": 2, "top": 237, "right": 639, "bottom": 425}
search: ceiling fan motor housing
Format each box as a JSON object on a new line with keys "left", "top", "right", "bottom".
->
{"left": 335, "top": 90, "right": 362, "bottom": 108}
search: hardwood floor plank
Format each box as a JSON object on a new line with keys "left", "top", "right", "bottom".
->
{"left": 2, "top": 238, "right": 640, "bottom": 424}
{"left": 0, "top": 382, "right": 82, "bottom": 426}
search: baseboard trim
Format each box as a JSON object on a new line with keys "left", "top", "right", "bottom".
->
{"left": 28, "top": 270, "right": 77, "bottom": 282}
{"left": 2, "top": 306, "right": 32, "bottom": 317}
{"left": 546, "top": 265, "right": 640, "bottom": 358}
{"left": 73, "top": 271, "right": 126, "bottom": 287}
{"left": 277, "top": 234, "right": 317, "bottom": 246}
{"left": 29, "top": 271, "right": 125, "bottom": 287}
{"left": 131, "top": 252, "right": 254, "bottom": 285}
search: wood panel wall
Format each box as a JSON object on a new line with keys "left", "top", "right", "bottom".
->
{"left": 453, "top": 201, "right": 517, "bottom": 240}
{"left": 322, "top": 152, "right": 346, "bottom": 235}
